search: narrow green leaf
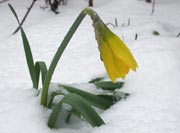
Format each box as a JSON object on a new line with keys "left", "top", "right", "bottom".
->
{"left": 97, "top": 94, "right": 117, "bottom": 102}
{"left": 9, "top": 4, "right": 38, "bottom": 89}
{"left": 20, "top": 28, "right": 38, "bottom": 89}
{"left": 8, "top": 4, "right": 20, "bottom": 24}
{"left": 59, "top": 85, "right": 113, "bottom": 110}
{"left": 47, "top": 91, "right": 65, "bottom": 109}
{"left": 48, "top": 93, "right": 104, "bottom": 128}
{"left": 48, "top": 101, "right": 62, "bottom": 128}
{"left": 35, "top": 61, "right": 47, "bottom": 88}
{"left": 94, "top": 81, "right": 124, "bottom": 90}
{"left": 62, "top": 93, "right": 105, "bottom": 127}
{"left": 89, "top": 77, "right": 104, "bottom": 83}
{"left": 98, "top": 92, "right": 129, "bottom": 103}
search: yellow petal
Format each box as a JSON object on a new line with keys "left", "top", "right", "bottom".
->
{"left": 113, "top": 55, "right": 130, "bottom": 78}
{"left": 100, "top": 42, "right": 117, "bottom": 81}
{"left": 104, "top": 28, "right": 138, "bottom": 71}
{"left": 100, "top": 42, "right": 130, "bottom": 81}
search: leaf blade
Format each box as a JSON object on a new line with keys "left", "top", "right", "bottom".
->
{"left": 35, "top": 61, "right": 48, "bottom": 88}
{"left": 94, "top": 81, "right": 124, "bottom": 90}
{"left": 8, "top": 4, "right": 20, "bottom": 24}
{"left": 48, "top": 93, "right": 105, "bottom": 128}
{"left": 20, "top": 28, "right": 37, "bottom": 89}
{"left": 59, "top": 85, "right": 113, "bottom": 110}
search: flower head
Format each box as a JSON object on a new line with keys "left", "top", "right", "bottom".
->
{"left": 99, "top": 27, "right": 138, "bottom": 81}
{"left": 85, "top": 8, "right": 138, "bottom": 82}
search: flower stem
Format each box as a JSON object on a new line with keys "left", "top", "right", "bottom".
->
{"left": 41, "top": 10, "right": 87, "bottom": 107}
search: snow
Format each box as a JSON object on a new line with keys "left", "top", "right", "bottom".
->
{"left": 0, "top": 0, "right": 180, "bottom": 132}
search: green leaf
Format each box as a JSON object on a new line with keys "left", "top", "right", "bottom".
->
{"left": 21, "top": 28, "right": 38, "bottom": 89}
{"left": 59, "top": 85, "right": 113, "bottom": 110}
{"left": 98, "top": 92, "right": 129, "bottom": 103}
{"left": 8, "top": 4, "right": 20, "bottom": 24}
{"left": 98, "top": 94, "right": 117, "bottom": 102}
{"left": 48, "top": 102, "right": 62, "bottom": 128}
{"left": 94, "top": 81, "right": 124, "bottom": 90}
{"left": 48, "top": 93, "right": 104, "bottom": 128}
{"left": 35, "top": 61, "right": 47, "bottom": 88}
{"left": 47, "top": 91, "right": 65, "bottom": 109}
{"left": 8, "top": 4, "right": 38, "bottom": 89}
{"left": 89, "top": 77, "right": 104, "bottom": 83}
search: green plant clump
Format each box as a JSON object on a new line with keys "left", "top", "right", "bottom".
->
{"left": 9, "top": 4, "right": 130, "bottom": 129}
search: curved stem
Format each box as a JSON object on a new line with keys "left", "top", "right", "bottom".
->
{"left": 41, "top": 10, "right": 87, "bottom": 107}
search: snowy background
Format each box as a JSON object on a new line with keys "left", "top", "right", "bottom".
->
{"left": 0, "top": 0, "right": 180, "bottom": 132}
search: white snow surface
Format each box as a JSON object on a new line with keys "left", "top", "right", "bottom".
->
{"left": 0, "top": 0, "right": 180, "bottom": 132}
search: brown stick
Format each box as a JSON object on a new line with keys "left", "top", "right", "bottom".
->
{"left": 89, "top": 0, "right": 93, "bottom": 7}
{"left": 146, "top": 0, "right": 151, "bottom": 3}
{"left": 151, "top": 0, "right": 156, "bottom": 15}
{"left": 0, "top": 0, "right": 9, "bottom": 4}
{"left": 13, "top": 0, "right": 37, "bottom": 35}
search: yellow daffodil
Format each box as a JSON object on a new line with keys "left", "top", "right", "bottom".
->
{"left": 85, "top": 8, "right": 138, "bottom": 82}
{"left": 99, "top": 27, "right": 138, "bottom": 81}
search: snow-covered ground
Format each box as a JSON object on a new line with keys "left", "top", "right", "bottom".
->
{"left": 0, "top": 0, "right": 180, "bottom": 132}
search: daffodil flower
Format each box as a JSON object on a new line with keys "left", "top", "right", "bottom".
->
{"left": 85, "top": 8, "right": 138, "bottom": 82}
